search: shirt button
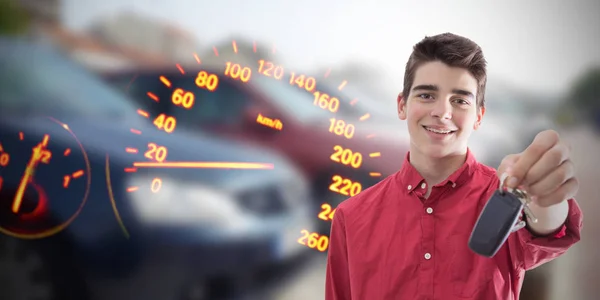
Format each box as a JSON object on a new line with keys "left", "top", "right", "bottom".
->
{"left": 426, "top": 207, "right": 433, "bottom": 214}
{"left": 407, "top": 185, "right": 412, "bottom": 190}
{"left": 421, "top": 182, "right": 426, "bottom": 189}
{"left": 424, "top": 253, "right": 432, "bottom": 260}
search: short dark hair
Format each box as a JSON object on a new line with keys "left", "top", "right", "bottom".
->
{"left": 402, "top": 33, "right": 488, "bottom": 107}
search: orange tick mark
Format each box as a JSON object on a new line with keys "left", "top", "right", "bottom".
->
{"left": 350, "top": 99, "right": 358, "bottom": 106}
{"left": 19, "top": 132, "right": 24, "bottom": 140}
{"left": 253, "top": 41, "right": 257, "bottom": 53}
{"left": 370, "top": 172, "right": 382, "bottom": 177}
{"left": 193, "top": 53, "right": 201, "bottom": 64}
{"left": 359, "top": 113, "right": 371, "bottom": 121}
{"left": 176, "top": 64, "right": 185, "bottom": 74}
{"left": 125, "top": 147, "right": 138, "bottom": 154}
{"left": 130, "top": 129, "right": 142, "bottom": 135}
{"left": 137, "top": 109, "right": 149, "bottom": 118}
{"left": 366, "top": 133, "right": 376, "bottom": 139}
{"left": 213, "top": 46, "right": 219, "bottom": 56}
{"left": 63, "top": 148, "right": 71, "bottom": 156}
{"left": 324, "top": 68, "right": 331, "bottom": 78}
{"left": 159, "top": 76, "right": 171, "bottom": 88}
{"left": 232, "top": 40, "right": 238, "bottom": 53}
{"left": 338, "top": 80, "right": 347, "bottom": 91}
{"left": 63, "top": 175, "right": 70, "bottom": 188}
{"left": 124, "top": 167, "right": 137, "bottom": 173}
{"left": 127, "top": 186, "right": 139, "bottom": 192}
{"left": 369, "top": 152, "right": 381, "bottom": 158}
{"left": 72, "top": 170, "right": 84, "bottom": 178}
{"left": 147, "top": 92, "right": 159, "bottom": 102}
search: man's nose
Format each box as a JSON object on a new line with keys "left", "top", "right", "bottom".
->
{"left": 430, "top": 99, "right": 452, "bottom": 119}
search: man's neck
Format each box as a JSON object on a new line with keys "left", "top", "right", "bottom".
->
{"left": 409, "top": 147, "right": 468, "bottom": 187}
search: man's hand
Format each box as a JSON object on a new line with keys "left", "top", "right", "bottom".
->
{"left": 497, "top": 130, "right": 579, "bottom": 207}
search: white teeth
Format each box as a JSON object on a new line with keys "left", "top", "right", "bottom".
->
{"left": 425, "top": 127, "right": 454, "bottom": 134}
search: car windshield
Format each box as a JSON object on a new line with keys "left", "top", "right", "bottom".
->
{"left": 0, "top": 39, "right": 138, "bottom": 119}
{"left": 249, "top": 76, "right": 331, "bottom": 123}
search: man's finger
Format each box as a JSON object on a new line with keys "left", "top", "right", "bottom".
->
{"left": 522, "top": 142, "right": 570, "bottom": 187}
{"left": 506, "top": 130, "right": 559, "bottom": 188}
{"left": 496, "top": 154, "right": 520, "bottom": 177}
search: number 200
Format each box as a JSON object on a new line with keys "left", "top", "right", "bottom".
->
{"left": 329, "top": 175, "right": 362, "bottom": 196}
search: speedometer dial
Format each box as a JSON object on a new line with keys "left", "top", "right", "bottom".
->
{"left": 103, "top": 40, "right": 385, "bottom": 252}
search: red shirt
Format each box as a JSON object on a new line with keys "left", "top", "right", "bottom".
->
{"left": 325, "top": 149, "right": 583, "bottom": 300}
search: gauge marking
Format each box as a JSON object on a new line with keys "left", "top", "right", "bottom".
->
{"left": 105, "top": 155, "right": 129, "bottom": 238}
{"left": 257, "top": 60, "right": 285, "bottom": 80}
{"left": 232, "top": 40, "right": 238, "bottom": 53}
{"left": 370, "top": 172, "right": 382, "bottom": 177}
{"left": 147, "top": 92, "right": 159, "bottom": 102}
{"left": 330, "top": 145, "right": 362, "bottom": 169}
{"left": 19, "top": 132, "right": 24, "bottom": 140}
{"left": 359, "top": 113, "right": 371, "bottom": 121}
{"left": 256, "top": 113, "right": 283, "bottom": 131}
{"left": 132, "top": 161, "right": 274, "bottom": 170}
{"left": 0, "top": 150, "right": 9, "bottom": 167}
{"left": 175, "top": 63, "right": 185, "bottom": 75}
{"left": 125, "top": 147, "right": 138, "bottom": 154}
{"left": 324, "top": 68, "right": 331, "bottom": 78}
{"left": 63, "top": 148, "right": 71, "bottom": 156}
{"left": 124, "top": 167, "right": 136, "bottom": 173}
{"left": 62, "top": 169, "right": 84, "bottom": 189}
{"left": 193, "top": 53, "right": 201, "bottom": 64}
{"left": 366, "top": 133, "right": 376, "bottom": 139}
{"left": 313, "top": 91, "right": 340, "bottom": 113}
{"left": 213, "top": 46, "right": 219, "bottom": 57}
{"left": 159, "top": 76, "right": 172, "bottom": 88}
{"left": 252, "top": 41, "right": 257, "bottom": 53}
{"left": 126, "top": 186, "right": 139, "bottom": 192}
{"left": 12, "top": 141, "right": 47, "bottom": 213}
{"left": 0, "top": 177, "right": 3, "bottom": 191}
{"left": 137, "top": 109, "right": 149, "bottom": 118}
{"left": 350, "top": 99, "right": 358, "bottom": 106}
{"left": 369, "top": 152, "right": 381, "bottom": 158}
{"left": 130, "top": 129, "right": 142, "bottom": 135}
{"left": 338, "top": 80, "right": 347, "bottom": 90}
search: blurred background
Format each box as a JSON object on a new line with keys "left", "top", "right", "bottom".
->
{"left": 0, "top": 0, "right": 599, "bottom": 299}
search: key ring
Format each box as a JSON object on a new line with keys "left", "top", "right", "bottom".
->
{"left": 499, "top": 172, "right": 538, "bottom": 224}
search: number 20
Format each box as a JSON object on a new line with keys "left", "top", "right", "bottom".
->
{"left": 329, "top": 175, "right": 362, "bottom": 196}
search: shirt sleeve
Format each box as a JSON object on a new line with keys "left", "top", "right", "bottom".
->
{"left": 507, "top": 198, "right": 583, "bottom": 271}
{"left": 325, "top": 207, "right": 352, "bottom": 300}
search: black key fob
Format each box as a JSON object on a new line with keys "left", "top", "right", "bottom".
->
{"left": 468, "top": 190, "right": 524, "bottom": 257}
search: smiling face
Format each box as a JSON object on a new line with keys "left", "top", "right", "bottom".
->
{"left": 398, "top": 61, "right": 485, "bottom": 159}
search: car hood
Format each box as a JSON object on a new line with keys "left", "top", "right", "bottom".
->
{"left": 1, "top": 116, "right": 300, "bottom": 192}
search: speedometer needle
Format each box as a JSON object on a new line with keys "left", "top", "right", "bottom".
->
{"left": 12, "top": 143, "right": 44, "bottom": 213}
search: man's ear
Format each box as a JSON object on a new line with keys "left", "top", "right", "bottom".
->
{"left": 474, "top": 106, "right": 486, "bottom": 130}
{"left": 398, "top": 93, "right": 407, "bottom": 120}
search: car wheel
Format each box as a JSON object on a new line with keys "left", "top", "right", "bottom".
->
{"left": 0, "top": 235, "right": 87, "bottom": 300}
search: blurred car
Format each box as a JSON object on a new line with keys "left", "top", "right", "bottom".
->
{"left": 0, "top": 38, "right": 315, "bottom": 300}
{"left": 102, "top": 66, "right": 410, "bottom": 233}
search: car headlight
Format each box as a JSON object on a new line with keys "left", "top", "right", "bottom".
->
{"left": 127, "top": 176, "right": 253, "bottom": 231}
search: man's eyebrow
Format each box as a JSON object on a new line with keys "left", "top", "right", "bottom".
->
{"left": 412, "top": 84, "right": 475, "bottom": 99}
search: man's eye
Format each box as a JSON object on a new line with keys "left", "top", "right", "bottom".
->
{"left": 418, "top": 94, "right": 433, "bottom": 99}
{"left": 455, "top": 99, "right": 470, "bottom": 105}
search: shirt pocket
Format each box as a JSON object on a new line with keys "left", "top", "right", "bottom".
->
{"left": 449, "top": 233, "right": 496, "bottom": 298}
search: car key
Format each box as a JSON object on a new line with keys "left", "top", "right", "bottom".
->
{"left": 468, "top": 173, "right": 538, "bottom": 257}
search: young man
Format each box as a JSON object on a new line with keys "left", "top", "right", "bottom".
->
{"left": 325, "top": 33, "right": 583, "bottom": 300}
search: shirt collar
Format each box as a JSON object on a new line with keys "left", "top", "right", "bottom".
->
{"left": 397, "top": 148, "right": 479, "bottom": 193}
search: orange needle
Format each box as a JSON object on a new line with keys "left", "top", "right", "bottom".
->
{"left": 12, "top": 143, "right": 44, "bottom": 213}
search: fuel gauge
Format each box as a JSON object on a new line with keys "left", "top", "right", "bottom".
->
{"left": 0, "top": 117, "right": 91, "bottom": 239}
